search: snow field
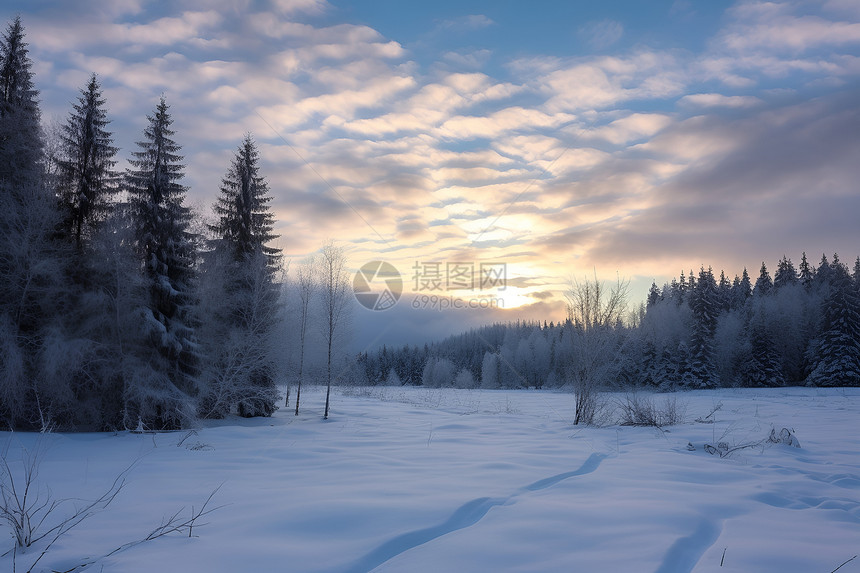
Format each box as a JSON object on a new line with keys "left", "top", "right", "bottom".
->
{"left": 1, "top": 386, "right": 859, "bottom": 573}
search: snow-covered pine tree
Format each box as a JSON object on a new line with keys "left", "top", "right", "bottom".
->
{"left": 814, "top": 253, "right": 832, "bottom": 290}
{"left": 754, "top": 262, "right": 773, "bottom": 297}
{"left": 774, "top": 256, "right": 798, "bottom": 290}
{"left": 125, "top": 96, "right": 198, "bottom": 428}
{"left": 744, "top": 301, "right": 785, "bottom": 387}
{"left": 57, "top": 73, "right": 119, "bottom": 250}
{"left": 799, "top": 252, "right": 814, "bottom": 289}
{"left": 806, "top": 257, "right": 860, "bottom": 387}
{"left": 685, "top": 267, "right": 718, "bottom": 388}
{"left": 0, "top": 16, "right": 42, "bottom": 188}
{"left": 646, "top": 282, "right": 661, "bottom": 308}
{"left": 0, "top": 16, "right": 69, "bottom": 429}
{"left": 717, "top": 270, "right": 732, "bottom": 311}
{"left": 853, "top": 257, "right": 860, "bottom": 292}
{"left": 211, "top": 134, "right": 279, "bottom": 267}
{"left": 481, "top": 351, "right": 500, "bottom": 389}
{"left": 202, "top": 134, "right": 281, "bottom": 418}
{"left": 730, "top": 268, "right": 751, "bottom": 309}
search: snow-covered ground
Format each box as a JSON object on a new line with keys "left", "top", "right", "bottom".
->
{"left": 2, "top": 386, "right": 859, "bottom": 573}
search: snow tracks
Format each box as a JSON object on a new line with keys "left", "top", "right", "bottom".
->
{"left": 341, "top": 453, "right": 607, "bottom": 573}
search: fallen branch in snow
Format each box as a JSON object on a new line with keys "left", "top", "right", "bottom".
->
{"left": 767, "top": 427, "right": 800, "bottom": 448}
{"left": 695, "top": 402, "right": 722, "bottom": 424}
{"left": 703, "top": 427, "right": 800, "bottom": 458}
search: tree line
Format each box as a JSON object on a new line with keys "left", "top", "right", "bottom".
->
{"left": 361, "top": 254, "right": 860, "bottom": 391}
{"left": 0, "top": 17, "right": 310, "bottom": 430}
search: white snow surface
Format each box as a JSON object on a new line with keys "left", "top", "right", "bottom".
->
{"left": 2, "top": 386, "right": 859, "bottom": 573}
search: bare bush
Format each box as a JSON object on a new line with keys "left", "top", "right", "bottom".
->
{"left": 0, "top": 443, "right": 128, "bottom": 572}
{"left": 617, "top": 394, "right": 686, "bottom": 427}
{"left": 565, "top": 274, "right": 629, "bottom": 425}
{"left": 0, "top": 442, "right": 222, "bottom": 573}
{"left": 59, "top": 485, "right": 224, "bottom": 573}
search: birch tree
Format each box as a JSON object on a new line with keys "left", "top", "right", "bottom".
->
{"left": 318, "top": 243, "right": 350, "bottom": 419}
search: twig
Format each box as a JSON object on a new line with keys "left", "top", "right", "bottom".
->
{"left": 176, "top": 430, "right": 198, "bottom": 448}
{"left": 695, "top": 402, "right": 722, "bottom": 424}
{"left": 831, "top": 555, "right": 857, "bottom": 573}
{"left": 53, "top": 484, "right": 226, "bottom": 573}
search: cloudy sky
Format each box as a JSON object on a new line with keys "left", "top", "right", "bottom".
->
{"left": 9, "top": 0, "right": 860, "bottom": 344}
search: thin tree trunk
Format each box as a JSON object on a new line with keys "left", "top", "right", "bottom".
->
{"left": 295, "top": 341, "right": 304, "bottom": 415}
{"left": 324, "top": 332, "right": 332, "bottom": 419}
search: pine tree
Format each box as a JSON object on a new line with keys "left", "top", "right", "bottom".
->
{"left": 0, "top": 16, "right": 42, "bottom": 188}
{"left": 774, "top": 256, "right": 798, "bottom": 290}
{"left": 204, "top": 134, "right": 281, "bottom": 417}
{"left": 799, "top": 252, "right": 814, "bottom": 289}
{"left": 0, "top": 16, "right": 67, "bottom": 429}
{"left": 646, "top": 281, "right": 661, "bottom": 308}
{"left": 685, "top": 267, "right": 718, "bottom": 388}
{"left": 814, "top": 253, "right": 832, "bottom": 289}
{"left": 57, "top": 74, "right": 118, "bottom": 250}
{"left": 211, "top": 134, "right": 279, "bottom": 267}
{"left": 730, "top": 268, "right": 751, "bottom": 309}
{"left": 125, "top": 96, "right": 198, "bottom": 428}
{"left": 806, "top": 258, "right": 860, "bottom": 386}
{"left": 853, "top": 257, "right": 860, "bottom": 291}
{"left": 717, "top": 270, "right": 731, "bottom": 311}
{"left": 754, "top": 262, "right": 773, "bottom": 296}
{"left": 744, "top": 303, "right": 785, "bottom": 387}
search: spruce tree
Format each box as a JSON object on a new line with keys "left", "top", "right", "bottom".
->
{"left": 853, "top": 257, "right": 860, "bottom": 291}
{"left": 774, "top": 256, "right": 798, "bottom": 290}
{"left": 744, "top": 303, "right": 785, "bottom": 387}
{"left": 0, "top": 16, "right": 58, "bottom": 429}
{"left": 211, "top": 134, "right": 279, "bottom": 267}
{"left": 685, "top": 267, "right": 718, "bottom": 388}
{"left": 814, "top": 253, "right": 832, "bottom": 289}
{"left": 0, "top": 16, "right": 42, "bottom": 188}
{"left": 205, "top": 134, "right": 280, "bottom": 417}
{"left": 806, "top": 258, "right": 860, "bottom": 386}
{"left": 125, "top": 96, "right": 198, "bottom": 427}
{"left": 58, "top": 74, "right": 118, "bottom": 250}
{"left": 754, "top": 262, "right": 773, "bottom": 296}
{"left": 717, "top": 270, "right": 732, "bottom": 311}
{"left": 646, "top": 282, "right": 660, "bottom": 308}
{"left": 730, "top": 268, "right": 751, "bottom": 309}
{"left": 799, "top": 252, "right": 814, "bottom": 288}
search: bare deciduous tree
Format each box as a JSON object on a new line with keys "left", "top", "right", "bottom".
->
{"left": 292, "top": 256, "right": 316, "bottom": 415}
{"left": 318, "top": 243, "right": 351, "bottom": 420}
{"left": 565, "top": 273, "right": 629, "bottom": 425}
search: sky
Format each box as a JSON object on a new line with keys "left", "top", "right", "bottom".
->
{"left": 8, "top": 0, "right": 860, "bottom": 347}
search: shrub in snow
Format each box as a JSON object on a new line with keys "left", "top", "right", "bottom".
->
{"left": 617, "top": 394, "right": 686, "bottom": 427}
{"left": 454, "top": 368, "right": 476, "bottom": 389}
{"left": 422, "top": 357, "right": 457, "bottom": 388}
{"left": 385, "top": 368, "right": 402, "bottom": 387}
{"left": 0, "top": 442, "right": 222, "bottom": 572}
